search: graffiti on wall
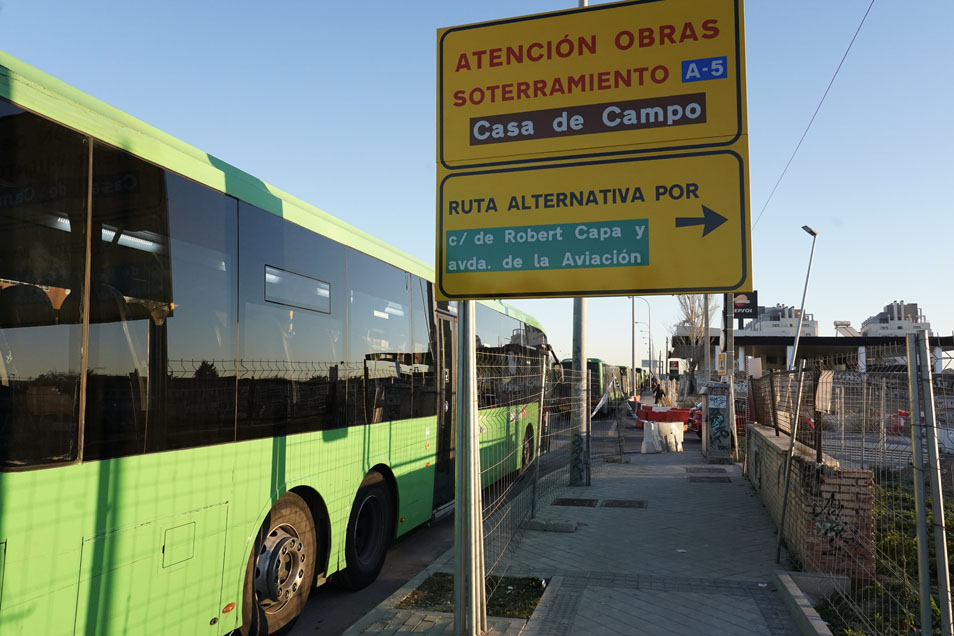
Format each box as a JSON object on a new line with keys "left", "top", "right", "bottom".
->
{"left": 811, "top": 488, "right": 869, "bottom": 557}
{"left": 813, "top": 492, "right": 846, "bottom": 541}
{"left": 707, "top": 386, "right": 731, "bottom": 453}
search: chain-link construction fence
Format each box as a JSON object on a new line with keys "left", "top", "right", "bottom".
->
{"left": 478, "top": 356, "right": 625, "bottom": 601}
{"left": 747, "top": 337, "right": 954, "bottom": 636}
{"left": 475, "top": 349, "right": 547, "bottom": 599}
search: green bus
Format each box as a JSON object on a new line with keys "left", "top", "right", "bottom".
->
{"left": 559, "top": 358, "right": 621, "bottom": 416}
{"left": 616, "top": 365, "right": 648, "bottom": 397}
{"left": 617, "top": 366, "right": 630, "bottom": 397}
{"left": 0, "top": 52, "right": 548, "bottom": 635}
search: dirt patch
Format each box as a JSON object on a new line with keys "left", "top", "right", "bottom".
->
{"left": 395, "top": 572, "right": 547, "bottom": 619}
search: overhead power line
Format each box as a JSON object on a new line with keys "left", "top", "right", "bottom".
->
{"left": 753, "top": 0, "right": 876, "bottom": 229}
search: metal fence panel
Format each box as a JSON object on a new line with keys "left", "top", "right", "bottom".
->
{"left": 479, "top": 359, "right": 623, "bottom": 603}
{"left": 747, "top": 343, "right": 954, "bottom": 635}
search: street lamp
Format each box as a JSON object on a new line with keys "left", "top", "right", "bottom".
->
{"left": 633, "top": 297, "right": 652, "bottom": 379}
{"left": 631, "top": 297, "right": 636, "bottom": 398}
{"left": 635, "top": 320, "right": 652, "bottom": 388}
{"left": 789, "top": 225, "right": 818, "bottom": 370}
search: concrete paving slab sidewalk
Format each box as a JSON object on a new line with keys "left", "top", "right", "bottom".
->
{"left": 342, "top": 421, "right": 802, "bottom": 636}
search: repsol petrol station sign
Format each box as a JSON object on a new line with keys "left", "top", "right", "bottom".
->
{"left": 732, "top": 290, "right": 758, "bottom": 318}
{"left": 436, "top": 0, "right": 751, "bottom": 299}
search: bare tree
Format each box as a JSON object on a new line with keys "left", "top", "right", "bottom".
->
{"left": 670, "top": 295, "right": 719, "bottom": 393}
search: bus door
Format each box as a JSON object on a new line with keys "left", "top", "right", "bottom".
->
{"left": 432, "top": 314, "right": 456, "bottom": 509}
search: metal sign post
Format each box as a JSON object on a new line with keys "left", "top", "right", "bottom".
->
{"left": 453, "top": 301, "right": 485, "bottom": 636}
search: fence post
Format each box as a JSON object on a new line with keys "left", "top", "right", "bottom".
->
{"left": 812, "top": 368, "right": 822, "bottom": 464}
{"left": 880, "top": 378, "right": 887, "bottom": 465}
{"left": 776, "top": 360, "right": 807, "bottom": 564}
{"left": 769, "top": 373, "right": 780, "bottom": 437}
{"left": 907, "top": 333, "right": 933, "bottom": 636}
{"left": 585, "top": 373, "right": 592, "bottom": 487}
{"left": 839, "top": 387, "right": 845, "bottom": 452}
{"left": 615, "top": 379, "right": 625, "bottom": 460}
{"left": 917, "top": 331, "right": 953, "bottom": 636}
{"left": 861, "top": 376, "right": 867, "bottom": 469}
{"left": 531, "top": 353, "right": 547, "bottom": 520}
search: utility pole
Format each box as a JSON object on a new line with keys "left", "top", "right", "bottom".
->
{"left": 571, "top": 297, "right": 586, "bottom": 486}
{"left": 704, "top": 294, "right": 711, "bottom": 382}
{"left": 568, "top": 0, "right": 590, "bottom": 491}
{"left": 725, "top": 293, "right": 738, "bottom": 459}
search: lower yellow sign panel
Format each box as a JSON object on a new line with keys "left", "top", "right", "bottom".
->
{"left": 437, "top": 150, "right": 751, "bottom": 299}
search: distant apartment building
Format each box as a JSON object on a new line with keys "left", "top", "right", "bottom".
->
{"left": 719, "top": 299, "right": 951, "bottom": 375}
{"left": 860, "top": 300, "right": 931, "bottom": 336}
{"left": 737, "top": 304, "right": 818, "bottom": 337}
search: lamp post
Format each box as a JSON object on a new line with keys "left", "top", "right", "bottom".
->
{"left": 635, "top": 321, "right": 652, "bottom": 391}
{"left": 631, "top": 297, "right": 636, "bottom": 398}
{"left": 633, "top": 297, "right": 653, "bottom": 380}
{"left": 789, "top": 225, "right": 818, "bottom": 370}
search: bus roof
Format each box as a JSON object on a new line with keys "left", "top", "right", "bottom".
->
{"left": 0, "top": 51, "right": 542, "bottom": 331}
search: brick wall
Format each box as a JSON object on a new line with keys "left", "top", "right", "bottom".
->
{"left": 747, "top": 424, "right": 875, "bottom": 579}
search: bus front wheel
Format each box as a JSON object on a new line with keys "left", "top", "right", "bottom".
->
{"left": 338, "top": 471, "right": 394, "bottom": 590}
{"left": 241, "top": 491, "right": 317, "bottom": 635}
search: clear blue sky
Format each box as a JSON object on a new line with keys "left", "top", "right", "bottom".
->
{"left": 2, "top": 0, "right": 950, "bottom": 368}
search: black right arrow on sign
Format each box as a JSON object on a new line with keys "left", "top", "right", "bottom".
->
{"left": 674, "top": 205, "right": 728, "bottom": 237}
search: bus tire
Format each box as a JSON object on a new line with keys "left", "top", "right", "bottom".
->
{"left": 339, "top": 471, "right": 393, "bottom": 590}
{"left": 521, "top": 425, "right": 534, "bottom": 472}
{"left": 240, "top": 491, "right": 317, "bottom": 636}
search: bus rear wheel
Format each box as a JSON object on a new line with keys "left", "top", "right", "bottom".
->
{"left": 241, "top": 492, "right": 317, "bottom": 636}
{"left": 338, "top": 471, "right": 393, "bottom": 590}
{"left": 522, "top": 425, "right": 534, "bottom": 472}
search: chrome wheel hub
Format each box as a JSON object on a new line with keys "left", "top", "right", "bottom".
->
{"left": 254, "top": 525, "right": 307, "bottom": 612}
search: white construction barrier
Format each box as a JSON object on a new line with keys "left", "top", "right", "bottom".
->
{"left": 641, "top": 421, "right": 663, "bottom": 454}
{"left": 641, "top": 420, "right": 684, "bottom": 453}
{"left": 657, "top": 421, "right": 684, "bottom": 452}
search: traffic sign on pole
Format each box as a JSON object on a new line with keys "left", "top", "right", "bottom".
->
{"left": 438, "top": 0, "right": 747, "bottom": 169}
{"left": 438, "top": 150, "right": 748, "bottom": 298}
{"left": 437, "top": 0, "right": 751, "bottom": 299}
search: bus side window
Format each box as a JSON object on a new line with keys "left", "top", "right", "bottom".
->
{"left": 237, "top": 202, "right": 346, "bottom": 440}
{"left": 0, "top": 97, "right": 87, "bottom": 470}
{"left": 410, "top": 275, "right": 437, "bottom": 418}
{"left": 346, "top": 251, "right": 412, "bottom": 427}
{"left": 82, "top": 146, "right": 239, "bottom": 458}
{"left": 81, "top": 143, "right": 164, "bottom": 459}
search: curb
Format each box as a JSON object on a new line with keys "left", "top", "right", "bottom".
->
{"left": 773, "top": 571, "right": 834, "bottom": 636}
{"left": 519, "top": 575, "right": 563, "bottom": 636}
{"left": 339, "top": 548, "right": 454, "bottom": 635}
